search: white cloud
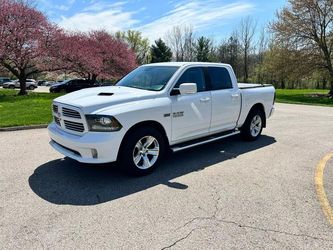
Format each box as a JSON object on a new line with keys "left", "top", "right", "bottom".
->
{"left": 57, "top": 0, "right": 254, "bottom": 40}
{"left": 39, "top": 0, "right": 76, "bottom": 18}
{"left": 82, "top": 1, "right": 127, "bottom": 12}
{"left": 138, "top": 0, "right": 255, "bottom": 41}
{"left": 59, "top": 1, "right": 139, "bottom": 33}
{"left": 55, "top": 5, "right": 71, "bottom": 11}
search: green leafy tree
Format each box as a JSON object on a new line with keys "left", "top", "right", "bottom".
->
{"left": 271, "top": 0, "right": 333, "bottom": 95}
{"left": 150, "top": 39, "right": 172, "bottom": 63}
{"left": 116, "top": 30, "right": 150, "bottom": 64}
{"left": 260, "top": 43, "right": 313, "bottom": 89}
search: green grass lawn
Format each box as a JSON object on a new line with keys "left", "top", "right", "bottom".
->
{"left": 0, "top": 88, "right": 332, "bottom": 128}
{"left": 0, "top": 89, "right": 62, "bottom": 127}
{"left": 276, "top": 89, "right": 333, "bottom": 107}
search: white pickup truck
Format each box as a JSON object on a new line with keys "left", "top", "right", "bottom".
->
{"left": 48, "top": 62, "right": 275, "bottom": 175}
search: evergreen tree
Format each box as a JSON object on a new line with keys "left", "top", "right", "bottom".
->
{"left": 150, "top": 39, "right": 172, "bottom": 63}
{"left": 195, "top": 36, "right": 211, "bottom": 62}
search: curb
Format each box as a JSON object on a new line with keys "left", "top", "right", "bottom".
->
{"left": 0, "top": 124, "right": 48, "bottom": 132}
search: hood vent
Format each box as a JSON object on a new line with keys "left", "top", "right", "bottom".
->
{"left": 98, "top": 92, "right": 114, "bottom": 96}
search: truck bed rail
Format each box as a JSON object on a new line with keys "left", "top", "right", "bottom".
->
{"left": 238, "top": 83, "right": 273, "bottom": 89}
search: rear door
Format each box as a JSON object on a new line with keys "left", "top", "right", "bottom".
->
{"left": 171, "top": 67, "right": 212, "bottom": 142}
{"left": 207, "top": 67, "right": 241, "bottom": 132}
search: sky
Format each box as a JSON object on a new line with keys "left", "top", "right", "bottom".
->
{"left": 38, "top": 0, "right": 287, "bottom": 42}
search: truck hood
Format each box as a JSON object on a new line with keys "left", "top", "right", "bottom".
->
{"left": 54, "top": 86, "right": 158, "bottom": 114}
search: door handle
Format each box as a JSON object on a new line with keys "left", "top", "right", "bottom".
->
{"left": 231, "top": 94, "right": 240, "bottom": 98}
{"left": 200, "top": 97, "right": 211, "bottom": 103}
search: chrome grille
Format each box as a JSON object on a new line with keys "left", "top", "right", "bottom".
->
{"left": 62, "top": 107, "right": 81, "bottom": 119}
{"left": 64, "top": 120, "right": 85, "bottom": 132}
{"left": 52, "top": 102, "right": 86, "bottom": 134}
{"left": 53, "top": 105, "right": 58, "bottom": 113}
{"left": 54, "top": 116, "right": 61, "bottom": 126}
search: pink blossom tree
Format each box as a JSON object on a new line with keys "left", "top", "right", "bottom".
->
{"left": 0, "top": 0, "right": 61, "bottom": 95}
{"left": 56, "top": 30, "right": 137, "bottom": 82}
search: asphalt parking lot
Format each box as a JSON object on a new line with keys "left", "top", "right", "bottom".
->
{"left": 1, "top": 103, "right": 333, "bottom": 249}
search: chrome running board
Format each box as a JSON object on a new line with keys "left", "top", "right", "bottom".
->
{"left": 171, "top": 130, "right": 240, "bottom": 153}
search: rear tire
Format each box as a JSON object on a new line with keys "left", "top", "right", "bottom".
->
{"left": 119, "top": 127, "right": 165, "bottom": 176}
{"left": 28, "top": 85, "right": 35, "bottom": 90}
{"left": 241, "top": 108, "right": 264, "bottom": 141}
{"left": 9, "top": 85, "right": 15, "bottom": 89}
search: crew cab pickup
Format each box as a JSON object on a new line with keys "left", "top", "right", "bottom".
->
{"left": 48, "top": 62, "right": 275, "bottom": 175}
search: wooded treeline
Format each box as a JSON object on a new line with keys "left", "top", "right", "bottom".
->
{"left": 1, "top": 0, "right": 333, "bottom": 94}
{"left": 122, "top": 0, "right": 333, "bottom": 92}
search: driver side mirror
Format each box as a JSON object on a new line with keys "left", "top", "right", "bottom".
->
{"left": 178, "top": 83, "right": 197, "bottom": 95}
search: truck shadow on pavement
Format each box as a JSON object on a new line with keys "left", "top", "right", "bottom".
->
{"left": 29, "top": 135, "right": 276, "bottom": 205}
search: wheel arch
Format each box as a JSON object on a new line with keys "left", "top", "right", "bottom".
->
{"left": 117, "top": 120, "right": 170, "bottom": 160}
{"left": 247, "top": 103, "right": 266, "bottom": 128}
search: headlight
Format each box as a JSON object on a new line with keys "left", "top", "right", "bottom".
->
{"left": 86, "top": 115, "right": 122, "bottom": 132}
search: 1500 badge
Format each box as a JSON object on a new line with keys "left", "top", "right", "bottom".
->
{"left": 172, "top": 111, "right": 184, "bottom": 118}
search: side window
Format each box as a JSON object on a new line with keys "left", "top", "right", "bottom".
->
{"left": 69, "top": 80, "right": 77, "bottom": 86}
{"left": 175, "top": 67, "right": 206, "bottom": 92}
{"left": 79, "top": 80, "right": 90, "bottom": 86}
{"left": 207, "top": 67, "right": 233, "bottom": 90}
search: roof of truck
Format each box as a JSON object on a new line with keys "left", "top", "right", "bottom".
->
{"left": 142, "top": 62, "right": 231, "bottom": 67}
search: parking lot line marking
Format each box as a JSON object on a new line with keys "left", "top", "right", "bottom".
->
{"left": 315, "top": 152, "right": 333, "bottom": 226}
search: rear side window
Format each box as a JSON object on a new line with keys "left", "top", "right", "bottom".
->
{"left": 78, "top": 80, "right": 90, "bottom": 86}
{"left": 69, "top": 80, "right": 77, "bottom": 86}
{"left": 207, "top": 67, "right": 233, "bottom": 90}
{"left": 176, "top": 67, "right": 206, "bottom": 92}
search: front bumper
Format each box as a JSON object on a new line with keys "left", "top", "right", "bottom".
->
{"left": 48, "top": 122, "right": 124, "bottom": 164}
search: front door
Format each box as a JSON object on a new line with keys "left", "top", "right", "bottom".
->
{"left": 171, "top": 67, "right": 212, "bottom": 142}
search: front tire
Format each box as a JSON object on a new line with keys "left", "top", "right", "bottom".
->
{"left": 241, "top": 109, "right": 264, "bottom": 141}
{"left": 28, "top": 85, "right": 35, "bottom": 90}
{"left": 119, "top": 127, "right": 165, "bottom": 176}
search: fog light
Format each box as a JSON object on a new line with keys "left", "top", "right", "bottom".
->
{"left": 91, "top": 149, "right": 98, "bottom": 159}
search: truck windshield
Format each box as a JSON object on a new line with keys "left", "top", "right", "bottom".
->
{"left": 117, "top": 66, "right": 179, "bottom": 91}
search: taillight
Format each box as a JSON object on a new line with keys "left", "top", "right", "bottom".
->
{"left": 273, "top": 92, "right": 276, "bottom": 105}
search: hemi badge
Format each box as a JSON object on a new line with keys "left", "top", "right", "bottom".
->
{"left": 164, "top": 113, "right": 171, "bottom": 117}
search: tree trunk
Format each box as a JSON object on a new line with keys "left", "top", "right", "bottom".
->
{"left": 328, "top": 73, "right": 333, "bottom": 96}
{"left": 322, "top": 78, "right": 327, "bottom": 89}
{"left": 244, "top": 49, "right": 248, "bottom": 83}
{"left": 91, "top": 74, "right": 97, "bottom": 84}
{"left": 18, "top": 77, "right": 27, "bottom": 96}
{"left": 319, "top": 44, "right": 333, "bottom": 95}
{"left": 281, "top": 79, "right": 285, "bottom": 89}
{"left": 329, "top": 80, "right": 333, "bottom": 96}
